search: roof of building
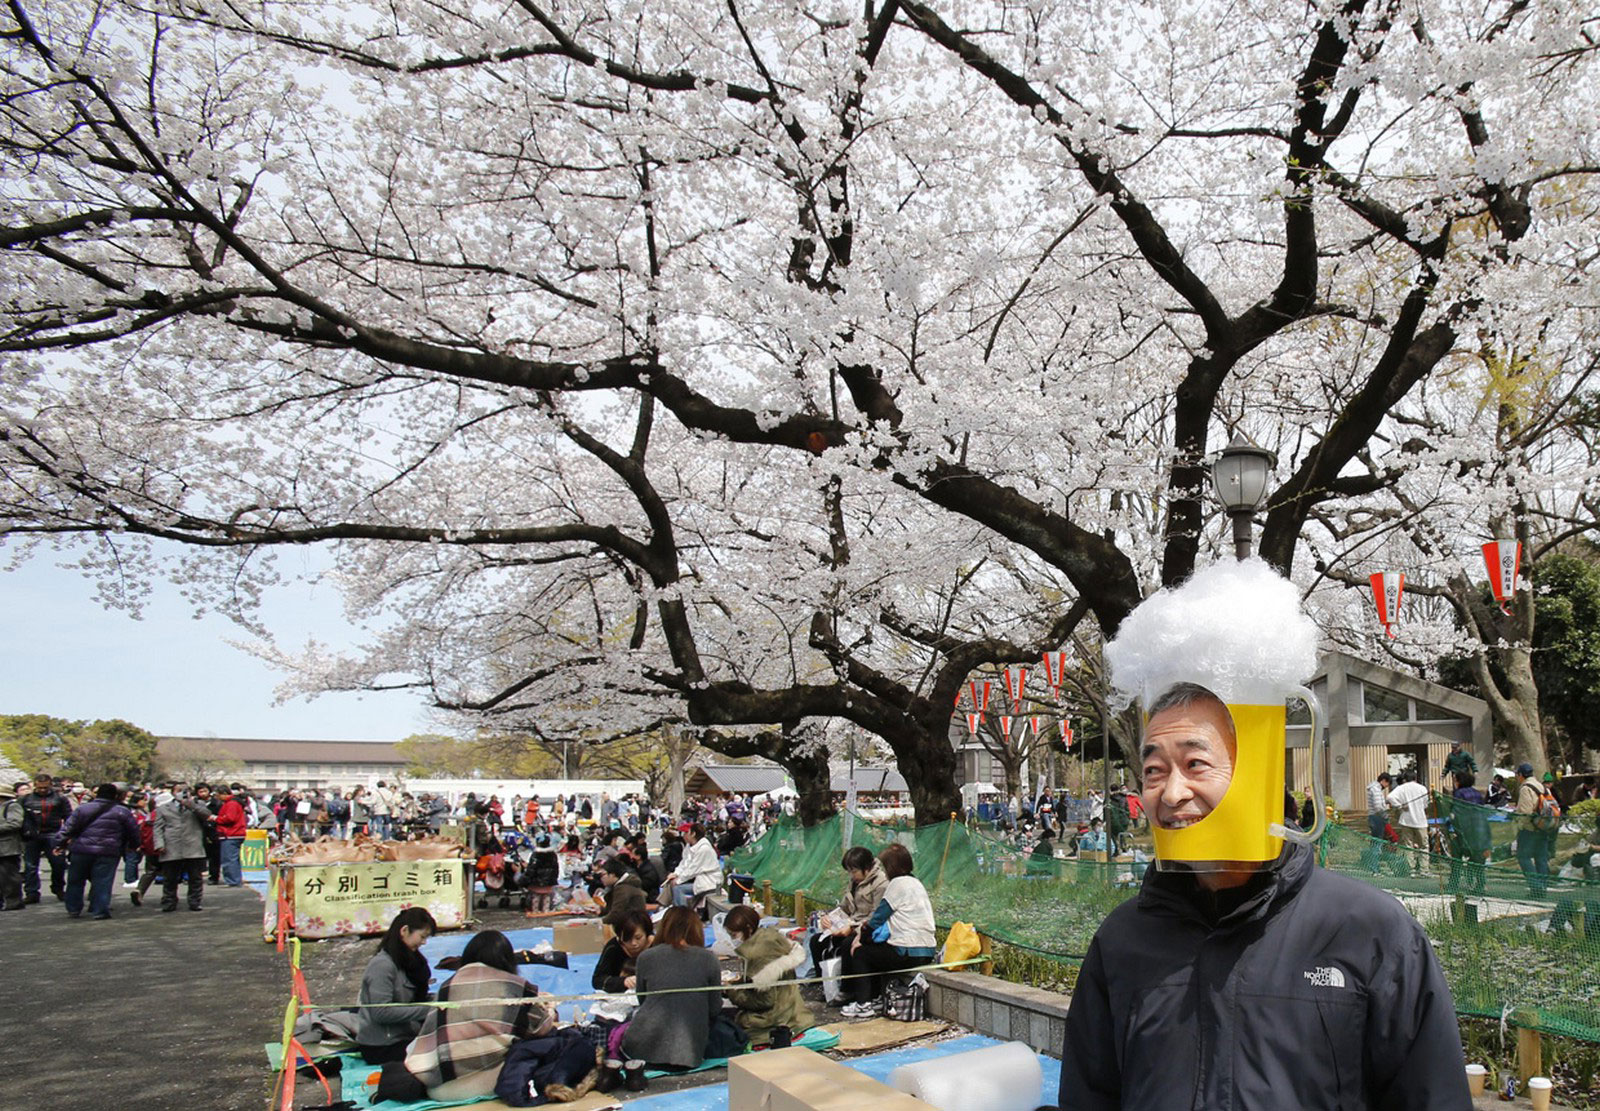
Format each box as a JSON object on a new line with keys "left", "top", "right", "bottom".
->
{"left": 684, "top": 764, "right": 789, "bottom": 795}
{"left": 157, "top": 737, "right": 405, "bottom": 764}
{"left": 831, "top": 767, "right": 907, "bottom": 793}
{"left": 684, "top": 763, "right": 908, "bottom": 795}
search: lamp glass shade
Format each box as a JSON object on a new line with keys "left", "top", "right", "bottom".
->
{"left": 1210, "top": 437, "right": 1275, "bottom": 512}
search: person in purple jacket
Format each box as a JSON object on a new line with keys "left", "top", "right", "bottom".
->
{"left": 55, "top": 783, "right": 141, "bottom": 920}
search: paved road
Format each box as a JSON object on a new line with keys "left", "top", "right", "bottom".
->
{"left": 0, "top": 879, "right": 284, "bottom": 1111}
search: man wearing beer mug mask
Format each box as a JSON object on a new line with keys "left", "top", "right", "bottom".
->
{"left": 1058, "top": 560, "right": 1470, "bottom": 1110}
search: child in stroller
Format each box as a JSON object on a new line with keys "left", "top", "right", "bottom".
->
{"left": 475, "top": 832, "right": 539, "bottom": 910}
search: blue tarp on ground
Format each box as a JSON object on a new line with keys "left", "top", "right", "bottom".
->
{"left": 419, "top": 926, "right": 602, "bottom": 1022}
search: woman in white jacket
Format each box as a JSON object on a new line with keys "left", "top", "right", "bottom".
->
{"left": 663, "top": 823, "right": 721, "bottom": 907}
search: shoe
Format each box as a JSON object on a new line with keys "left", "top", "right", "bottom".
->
{"left": 840, "top": 1001, "right": 877, "bottom": 1018}
{"left": 67, "top": 911, "right": 81, "bottom": 918}
{"left": 624, "top": 1060, "right": 648, "bottom": 1092}
{"left": 595, "top": 1059, "right": 624, "bottom": 1094}
{"left": 189, "top": 905, "right": 203, "bottom": 912}
{"left": 53, "top": 891, "right": 64, "bottom": 901}
{"left": 129, "top": 891, "right": 142, "bottom": 906}
{"left": 161, "top": 905, "right": 177, "bottom": 913}
{"left": 24, "top": 893, "right": 40, "bottom": 904}
{"left": 122, "top": 881, "right": 137, "bottom": 889}
{"left": 93, "top": 913, "right": 111, "bottom": 920}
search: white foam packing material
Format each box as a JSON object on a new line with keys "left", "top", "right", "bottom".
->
{"left": 886, "top": 1040, "right": 1043, "bottom": 1111}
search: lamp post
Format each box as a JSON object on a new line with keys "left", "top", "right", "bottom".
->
{"left": 1210, "top": 432, "right": 1277, "bottom": 561}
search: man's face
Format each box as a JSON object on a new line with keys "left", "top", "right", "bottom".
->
{"left": 33, "top": 777, "right": 50, "bottom": 795}
{"left": 1140, "top": 698, "right": 1237, "bottom": 831}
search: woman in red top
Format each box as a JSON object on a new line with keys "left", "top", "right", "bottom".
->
{"left": 215, "top": 786, "right": 249, "bottom": 887}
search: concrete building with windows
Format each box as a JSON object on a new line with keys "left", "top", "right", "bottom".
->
{"left": 1287, "top": 651, "right": 1491, "bottom": 811}
{"left": 156, "top": 737, "right": 406, "bottom": 792}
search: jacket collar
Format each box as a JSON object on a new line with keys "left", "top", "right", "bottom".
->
{"left": 1137, "top": 839, "right": 1314, "bottom": 931}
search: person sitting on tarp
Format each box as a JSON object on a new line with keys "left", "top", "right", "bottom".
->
{"left": 377, "top": 929, "right": 553, "bottom": 1104}
{"left": 598, "top": 857, "right": 648, "bottom": 927}
{"left": 619, "top": 906, "right": 730, "bottom": 1071}
{"left": 593, "top": 909, "right": 654, "bottom": 993}
{"left": 357, "top": 907, "right": 438, "bottom": 1064}
{"left": 723, "top": 904, "right": 814, "bottom": 1047}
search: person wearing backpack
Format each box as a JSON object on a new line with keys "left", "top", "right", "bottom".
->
{"left": 1515, "top": 762, "right": 1557, "bottom": 897}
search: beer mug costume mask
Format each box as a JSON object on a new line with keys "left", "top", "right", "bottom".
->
{"left": 1104, "top": 559, "right": 1323, "bottom": 872}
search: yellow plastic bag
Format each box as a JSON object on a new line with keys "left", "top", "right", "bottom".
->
{"left": 942, "top": 920, "right": 982, "bottom": 966}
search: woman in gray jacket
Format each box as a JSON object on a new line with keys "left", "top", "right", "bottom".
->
{"left": 357, "top": 907, "right": 438, "bottom": 1063}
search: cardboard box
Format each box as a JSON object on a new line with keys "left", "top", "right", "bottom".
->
{"left": 728, "top": 1046, "right": 931, "bottom": 1111}
{"left": 551, "top": 918, "right": 609, "bottom": 955}
{"left": 770, "top": 1067, "right": 931, "bottom": 1111}
{"left": 729, "top": 1047, "right": 821, "bottom": 1110}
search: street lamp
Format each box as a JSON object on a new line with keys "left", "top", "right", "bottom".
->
{"left": 1210, "top": 432, "right": 1277, "bottom": 561}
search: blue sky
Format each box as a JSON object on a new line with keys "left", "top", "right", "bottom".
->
{"left": 0, "top": 551, "right": 434, "bottom": 741}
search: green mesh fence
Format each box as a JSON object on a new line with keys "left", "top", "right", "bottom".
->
{"left": 728, "top": 800, "right": 1600, "bottom": 1042}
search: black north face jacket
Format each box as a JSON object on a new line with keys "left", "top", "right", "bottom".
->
{"left": 1058, "top": 841, "right": 1470, "bottom": 1110}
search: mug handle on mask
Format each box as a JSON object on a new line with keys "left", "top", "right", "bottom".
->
{"left": 1268, "top": 685, "right": 1326, "bottom": 846}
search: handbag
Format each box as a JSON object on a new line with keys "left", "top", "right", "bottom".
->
{"left": 819, "top": 957, "right": 844, "bottom": 1004}
{"left": 883, "top": 975, "right": 928, "bottom": 1022}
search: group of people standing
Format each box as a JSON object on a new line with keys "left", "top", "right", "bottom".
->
{"left": 1364, "top": 741, "right": 1581, "bottom": 898}
{"left": 0, "top": 773, "right": 253, "bottom": 918}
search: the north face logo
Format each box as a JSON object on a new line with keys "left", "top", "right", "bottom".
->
{"left": 1304, "top": 967, "right": 1346, "bottom": 988}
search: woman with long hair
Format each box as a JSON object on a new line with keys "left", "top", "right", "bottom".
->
{"left": 619, "top": 906, "right": 722, "bottom": 1070}
{"left": 398, "top": 929, "right": 551, "bottom": 1101}
{"left": 356, "top": 907, "right": 438, "bottom": 1064}
{"left": 592, "top": 909, "right": 654, "bottom": 993}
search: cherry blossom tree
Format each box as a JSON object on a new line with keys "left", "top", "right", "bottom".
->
{"left": 4, "top": 0, "right": 1599, "bottom": 817}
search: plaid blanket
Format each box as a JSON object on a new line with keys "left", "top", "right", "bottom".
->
{"left": 403, "top": 964, "right": 547, "bottom": 1090}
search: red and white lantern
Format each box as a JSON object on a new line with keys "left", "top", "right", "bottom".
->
{"left": 966, "top": 712, "right": 982, "bottom": 736}
{"left": 1482, "top": 541, "right": 1521, "bottom": 615}
{"left": 1368, "top": 572, "right": 1404, "bottom": 639}
{"left": 1040, "top": 651, "right": 1068, "bottom": 694}
{"left": 1029, "top": 716, "right": 1042, "bottom": 740}
{"left": 1059, "top": 720, "right": 1074, "bottom": 750}
{"left": 968, "top": 679, "right": 992, "bottom": 716}
{"left": 999, "top": 715, "right": 1014, "bottom": 737}
{"left": 1004, "top": 667, "right": 1028, "bottom": 709}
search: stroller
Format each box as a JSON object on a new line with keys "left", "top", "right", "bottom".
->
{"left": 475, "top": 834, "right": 537, "bottom": 910}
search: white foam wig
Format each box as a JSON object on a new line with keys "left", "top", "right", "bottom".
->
{"left": 1104, "top": 559, "right": 1319, "bottom": 709}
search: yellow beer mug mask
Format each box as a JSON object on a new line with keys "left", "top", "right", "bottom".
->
{"left": 1105, "top": 560, "right": 1322, "bottom": 872}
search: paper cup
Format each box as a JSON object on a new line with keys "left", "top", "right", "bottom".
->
{"left": 1527, "top": 1076, "right": 1552, "bottom": 1111}
{"left": 1464, "top": 1064, "right": 1487, "bottom": 1096}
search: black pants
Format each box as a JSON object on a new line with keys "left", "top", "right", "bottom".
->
{"left": 205, "top": 837, "right": 221, "bottom": 883}
{"left": 24, "top": 838, "right": 63, "bottom": 899}
{"left": 0, "top": 853, "right": 22, "bottom": 908}
{"left": 161, "top": 857, "right": 206, "bottom": 909}
{"left": 842, "top": 941, "right": 921, "bottom": 1003}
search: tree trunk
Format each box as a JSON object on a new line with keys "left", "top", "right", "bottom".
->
{"left": 893, "top": 717, "right": 963, "bottom": 826}
{"left": 784, "top": 746, "right": 836, "bottom": 827}
{"left": 1471, "top": 643, "right": 1547, "bottom": 776}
